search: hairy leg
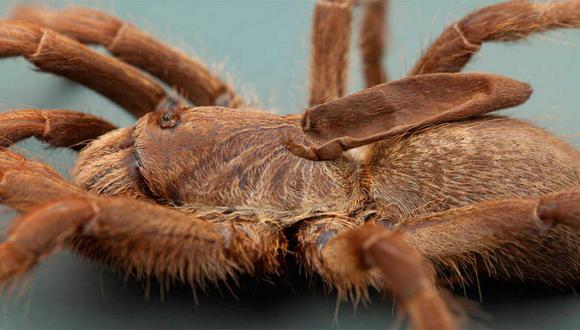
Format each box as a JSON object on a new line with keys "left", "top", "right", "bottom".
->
{"left": 309, "top": 0, "right": 353, "bottom": 106}
{"left": 295, "top": 218, "right": 459, "bottom": 330}
{"left": 0, "top": 198, "right": 94, "bottom": 282}
{"left": 358, "top": 0, "right": 387, "bottom": 86}
{"left": 295, "top": 189, "right": 579, "bottom": 328}
{"left": 399, "top": 189, "right": 580, "bottom": 285}
{"left": 0, "top": 149, "right": 83, "bottom": 212}
{"left": 294, "top": 216, "right": 371, "bottom": 300}
{"left": 0, "top": 149, "right": 283, "bottom": 287}
{"left": 0, "top": 109, "right": 116, "bottom": 149}
{"left": 11, "top": 6, "right": 244, "bottom": 108}
{"left": 409, "top": 0, "right": 580, "bottom": 75}
{"left": 0, "top": 198, "right": 283, "bottom": 288}
{"left": 0, "top": 21, "right": 174, "bottom": 117}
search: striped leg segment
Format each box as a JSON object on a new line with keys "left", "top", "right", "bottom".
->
{"left": 409, "top": 1, "right": 580, "bottom": 75}
{"left": 309, "top": 0, "right": 353, "bottom": 106}
{"left": 358, "top": 0, "right": 388, "bottom": 86}
{"left": 0, "top": 109, "right": 116, "bottom": 149}
{"left": 0, "top": 20, "right": 172, "bottom": 117}
{"left": 11, "top": 6, "right": 244, "bottom": 107}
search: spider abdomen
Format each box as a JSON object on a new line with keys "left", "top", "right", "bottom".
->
{"left": 367, "top": 116, "right": 579, "bottom": 221}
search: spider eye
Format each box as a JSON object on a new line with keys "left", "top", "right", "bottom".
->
{"left": 159, "top": 110, "right": 179, "bottom": 129}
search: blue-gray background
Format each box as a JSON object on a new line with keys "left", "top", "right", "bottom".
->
{"left": 0, "top": 0, "right": 578, "bottom": 329}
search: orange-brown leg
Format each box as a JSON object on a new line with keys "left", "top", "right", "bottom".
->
{"left": 11, "top": 6, "right": 244, "bottom": 108}
{"left": 296, "top": 190, "right": 580, "bottom": 329}
{"left": 295, "top": 218, "right": 459, "bottom": 330}
{"left": 294, "top": 217, "right": 371, "bottom": 300}
{"left": 409, "top": 0, "right": 580, "bottom": 75}
{"left": 0, "top": 148, "right": 83, "bottom": 212}
{"left": 400, "top": 190, "right": 580, "bottom": 285}
{"left": 309, "top": 0, "right": 353, "bottom": 106}
{"left": 0, "top": 198, "right": 95, "bottom": 283}
{"left": 358, "top": 0, "right": 388, "bottom": 86}
{"left": 0, "top": 20, "right": 174, "bottom": 117}
{"left": 0, "top": 197, "right": 283, "bottom": 287}
{"left": 0, "top": 109, "right": 116, "bottom": 149}
{"left": 0, "top": 149, "right": 283, "bottom": 287}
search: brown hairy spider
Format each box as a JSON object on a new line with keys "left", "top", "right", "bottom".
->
{"left": 0, "top": 1, "right": 579, "bottom": 329}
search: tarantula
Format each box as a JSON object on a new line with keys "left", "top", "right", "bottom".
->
{"left": 0, "top": 1, "right": 579, "bottom": 329}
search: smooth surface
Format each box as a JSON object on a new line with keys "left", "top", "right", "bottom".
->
{"left": 0, "top": 0, "right": 578, "bottom": 329}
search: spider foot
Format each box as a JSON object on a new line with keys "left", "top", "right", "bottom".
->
{"left": 0, "top": 242, "right": 37, "bottom": 284}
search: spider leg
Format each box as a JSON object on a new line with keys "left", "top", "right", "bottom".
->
{"left": 295, "top": 217, "right": 372, "bottom": 301}
{"left": 400, "top": 189, "right": 580, "bottom": 285}
{"left": 410, "top": 0, "right": 580, "bottom": 75}
{"left": 0, "top": 149, "right": 83, "bottom": 212}
{"left": 358, "top": 0, "right": 388, "bottom": 86}
{"left": 308, "top": 0, "right": 353, "bottom": 106}
{"left": 0, "top": 198, "right": 95, "bottom": 283}
{"left": 0, "top": 197, "right": 283, "bottom": 288}
{"left": 0, "top": 20, "right": 173, "bottom": 117}
{"left": 0, "top": 149, "right": 284, "bottom": 288}
{"left": 296, "top": 189, "right": 579, "bottom": 328}
{"left": 10, "top": 6, "right": 244, "bottom": 108}
{"left": 295, "top": 218, "right": 459, "bottom": 330}
{"left": 0, "top": 109, "right": 116, "bottom": 149}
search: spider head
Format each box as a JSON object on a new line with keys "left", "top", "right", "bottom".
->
{"left": 73, "top": 106, "right": 296, "bottom": 205}
{"left": 72, "top": 107, "right": 213, "bottom": 203}
{"left": 131, "top": 106, "right": 214, "bottom": 204}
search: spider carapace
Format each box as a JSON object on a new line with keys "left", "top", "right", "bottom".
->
{"left": 0, "top": 1, "right": 579, "bottom": 329}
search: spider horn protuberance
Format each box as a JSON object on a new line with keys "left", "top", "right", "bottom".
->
{"left": 287, "top": 72, "right": 531, "bottom": 161}
{"left": 0, "top": 20, "right": 170, "bottom": 117}
{"left": 10, "top": 5, "right": 244, "bottom": 108}
{"left": 0, "top": 109, "right": 116, "bottom": 149}
{"left": 410, "top": 0, "right": 580, "bottom": 75}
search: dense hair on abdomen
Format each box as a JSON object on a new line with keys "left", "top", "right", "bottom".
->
{"left": 368, "top": 116, "right": 579, "bottom": 220}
